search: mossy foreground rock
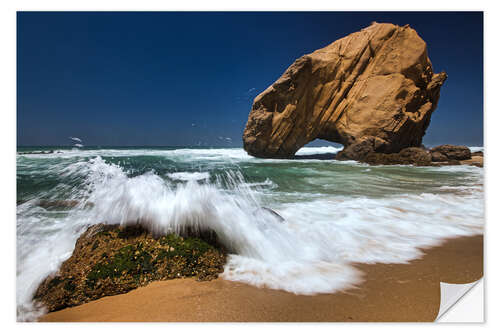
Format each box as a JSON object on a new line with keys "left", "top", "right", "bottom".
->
{"left": 34, "top": 224, "right": 226, "bottom": 312}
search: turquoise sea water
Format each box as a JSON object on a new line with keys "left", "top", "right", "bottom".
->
{"left": 16, "top": 146, "right": 484, "bottom": 321}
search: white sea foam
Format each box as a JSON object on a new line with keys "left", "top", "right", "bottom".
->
{"left": 17, "top": 146, "right": 345, "bottom": 163}
{"left": 469, "top": 146, "right": 484, "bottom": 153}
{"left": 241, "top": 178, "right": 277, "bottom": 189}
{"left": 295, "top": 146, "right": 343, "bottom": 155}
{"left": 83, "top": 158, "right": 482, "bottom": 291}
{"left": 17, "top": 145, "right": 483, "bottom": 164}
{"left": 167, "top": 171, "right": 210, "bottom": 181}
{"left": 16, "top": 202, "right": 94, "bottom": 321}
{"left": 18, "top": 147, "right": 254, "bottom": 162}
{"left": 79, "top": 158, "right": 363, "bottom": 294}
{"left": 16, "top": 152, "right": 484, "bottom": 320}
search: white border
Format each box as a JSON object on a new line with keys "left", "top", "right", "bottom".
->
{"left": 438, "top": 279, "right": 484, "bottom": 322}
{"left": 3, "top": 0, "right": 492, "bottom": 11}
{"left": 3, "top": 1, "right": 498, "bottom": 332}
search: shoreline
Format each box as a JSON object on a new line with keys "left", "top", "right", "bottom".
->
{"left": 40, "top": 235, "right": 483, "bottom": 322}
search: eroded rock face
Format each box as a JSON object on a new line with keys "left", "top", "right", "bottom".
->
{"left": 243, "top": 22, "right": 447, "bottom": 159}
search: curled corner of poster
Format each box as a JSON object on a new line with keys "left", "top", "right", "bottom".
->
{"left": 436, "top": 278, "right": 484, "bottom": 322}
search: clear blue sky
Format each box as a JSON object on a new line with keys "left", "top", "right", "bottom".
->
{"left": 17, "top": 12, "right": 483, "bottom": 147}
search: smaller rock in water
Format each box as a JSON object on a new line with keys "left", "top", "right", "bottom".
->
{"left": 363, "top": 147, "right": 432, "bottom": 166}
{"left": 431, "top": 151, "right": 448, "bottom": 162}
{"left": 336, "top": 137, "right": 386, "bottom": 161}
{"left": 339, "top": 144, "right": 481, "bottom": 167}
{"left": 430, "top": 145, "right": 471, "bottom": 161}
{"left": 398, "top": 147, "right": 432, "bottom": 165}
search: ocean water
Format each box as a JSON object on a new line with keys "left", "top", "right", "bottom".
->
{"left": 16, "top": 146, "right": 484, "bottom": 321}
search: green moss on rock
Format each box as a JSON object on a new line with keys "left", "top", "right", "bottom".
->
{"left": 33, "top": 224, "right": 226, "bottom": 312}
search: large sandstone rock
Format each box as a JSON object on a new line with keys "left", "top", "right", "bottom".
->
{"left": 243, "top": 22, "right": 447, "bottom": 159}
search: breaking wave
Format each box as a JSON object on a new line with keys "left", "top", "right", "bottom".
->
{"left": 16, "top": 148, "right": 484, "bottom": 321}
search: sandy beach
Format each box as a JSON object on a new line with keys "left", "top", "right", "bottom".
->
{"left": 40, "top": 235, "right": 483, "bottom": 322}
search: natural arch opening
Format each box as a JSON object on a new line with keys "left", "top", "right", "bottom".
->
{"left": 292, "top": 139, "right": 344, "bottom": 160}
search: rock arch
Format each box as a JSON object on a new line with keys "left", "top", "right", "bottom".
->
{"left": 242, "top": 22, "right": 447, "bottom": 160}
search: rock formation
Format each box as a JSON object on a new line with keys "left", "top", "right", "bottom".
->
{"left": 364, "top": 147, "right": 432, "bottom": 166}
{"left": 464, "top": 152, "right": 484, "bottom": 167}
{"left": 34, "top": 224, "right": 226, "bottom": 312}
{"left": 243, "top": 22, "right": 447, "bottom": 159}
{"left": 360, "top": 145, "right": 482, "bottom": 167}
{"left": 430, "top": 144, "right": 471, "bottom": 161}
{"left": 429, "top": 145, "right": 482, "bottom": 167}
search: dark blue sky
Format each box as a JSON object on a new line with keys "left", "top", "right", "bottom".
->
{"left": 17, "top": 12, "right": 483, "bottom": 147}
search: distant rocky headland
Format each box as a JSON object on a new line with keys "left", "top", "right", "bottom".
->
{"left": 242, "top": 22, "right": 482, "bottom": 166}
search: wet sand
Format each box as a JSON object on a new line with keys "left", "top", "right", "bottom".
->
{"left": 41, "top": 235, "right": 483, "bottom": 322}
